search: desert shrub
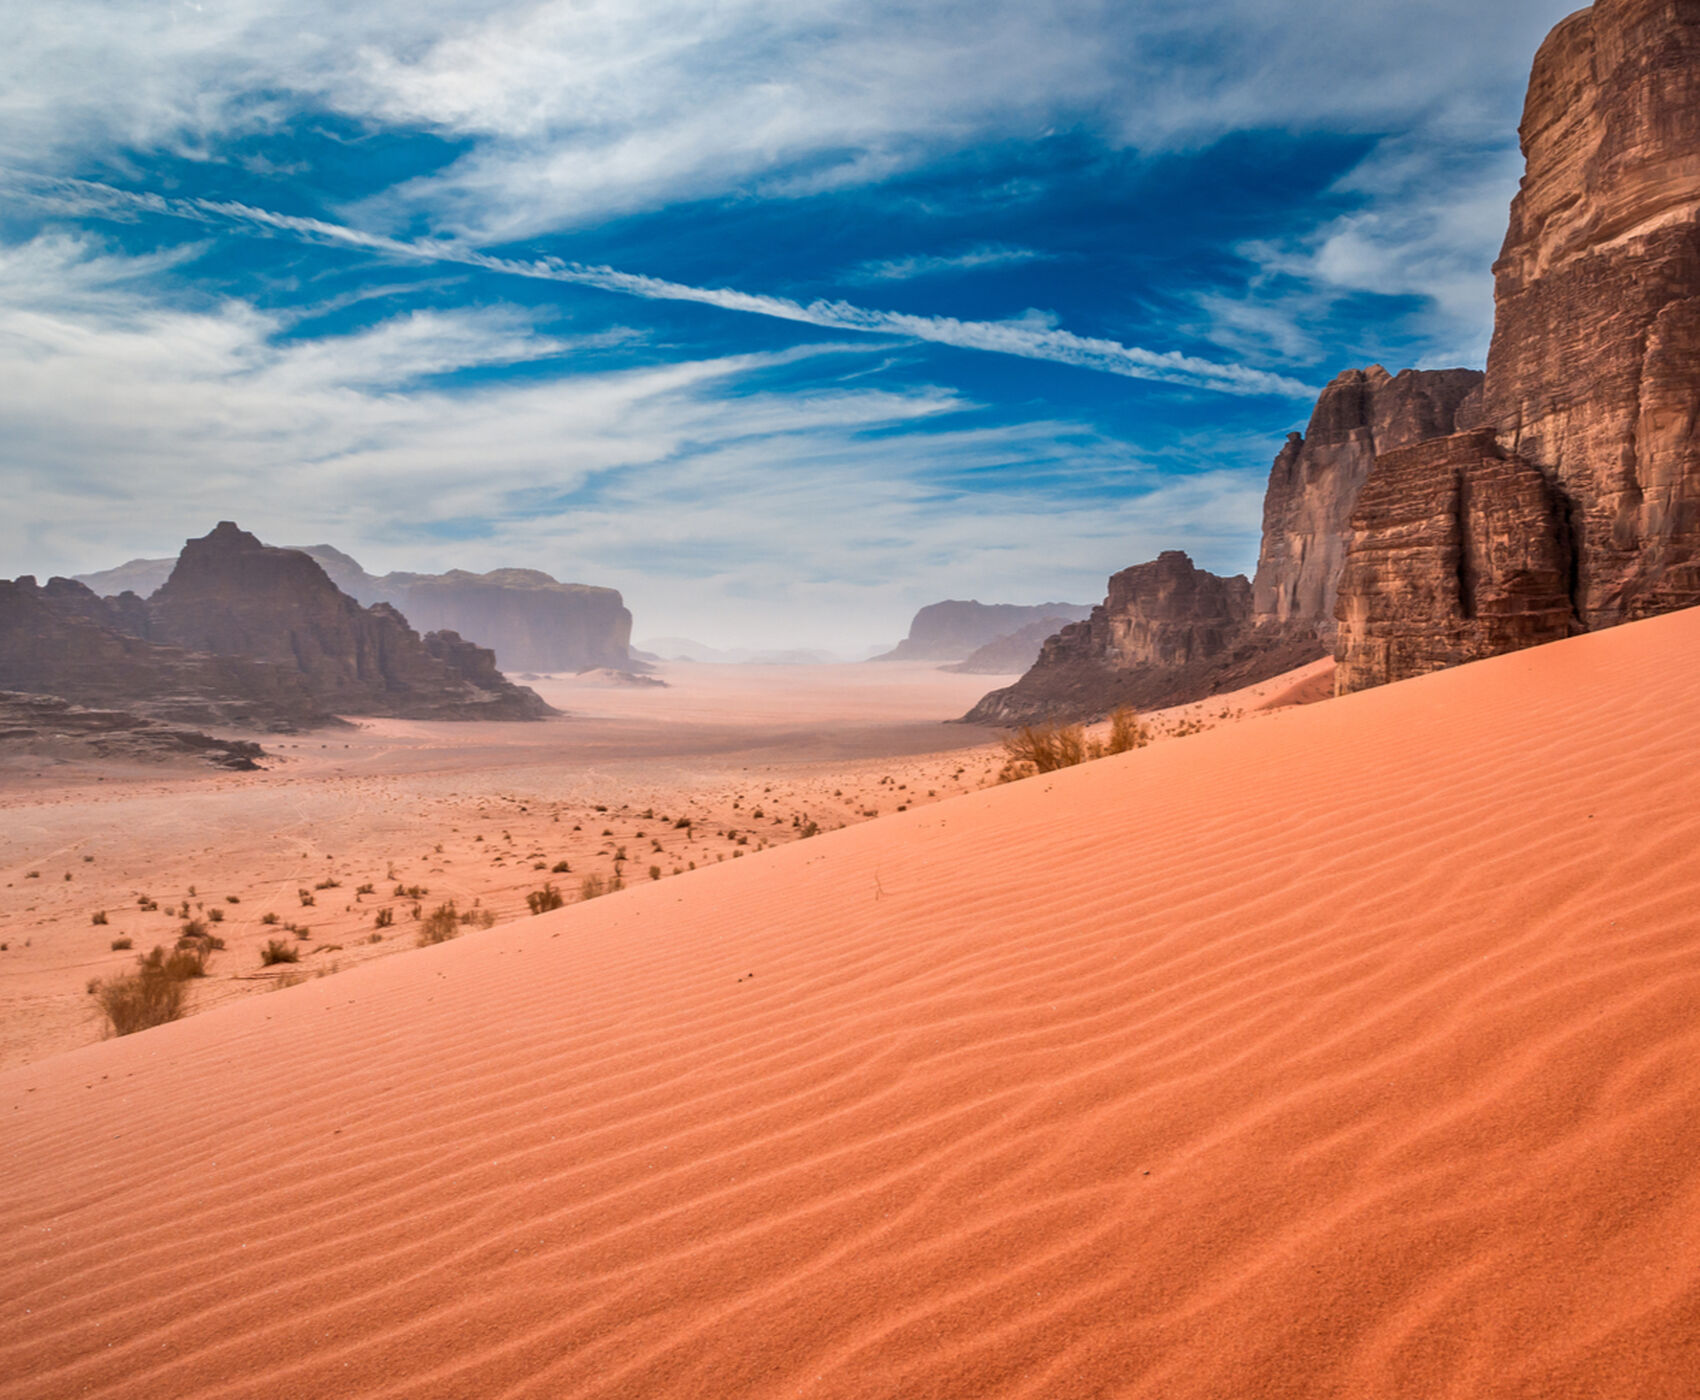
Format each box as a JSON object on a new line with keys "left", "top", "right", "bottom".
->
{"left": 355, "top": 883, "right": 374, "bottom": 896}
{"left": 394, "top": 883, "right": 426, "bottom": 900}
{"left": 206, "top": 907, "right": 224, "bottom": 923}
{"left": 373, "top": 906, "right": 394, "bottom": 929}
{"left": 800, "top": 820, "right": 820, "bottom": 839}
{"left": 579, "top": 874, "right": 606, "bottom": 902}
{"left": 461, "top": 907, "right": 497, "bottom": 929}
{"left": 367, "top": 931, "right": 383, "bottom": 944}
{"left": 260, "top": 912, "right": 279, "bottom": 925}
{"left": 526, "top": 883, "right": 565, "bottom": 915}
{"left": 298, "top": 888, "right": 315, "bottom": 907}
{"left": 260, "top": 939, "right": 299, "bottom": 966}
{"left": 93, "top": 959, "right": 189, "bottom": 1036}
{"left": 91, "top": 910, "right": 108, "bottom": 926}
{"left": 109, "top": 936, "right": 133, "bottom": 951}
{"left": 648, "top": 865, "right": 661, "bottom": 881}
{"left": 417, "top": 901, "right": 460, "bottom": 946}
{"left": 151, "top": 943, "right": 210, "bottom": 979}
{"left": 225, "top": 894, "right": 240, "bottom": 903}
{"left": 314, "top": 877, "right": 340, "bottom": 890}
{"left": 551, "top": 859, "right": 571, "bottom": 873}
{"left": 1102, "top": 706, "right": 1150, "bottom": 756}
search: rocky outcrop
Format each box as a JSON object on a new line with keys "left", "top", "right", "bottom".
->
{"left": 146, "top": 524, "right": 552, "bottom": 721}
{"left": 1252, "top": 366, "right": 1484, "bottom": 633}
{"left": 377, "top": 569, "right": 633, "bottom": 673}
{"left": 79, "top": 543, "right": 636, "bottom": 675}
{"left": 964, "top": 553, "right": 1324, "bottom": 724}
{"left": 0, "top": 692, "right": 267, "bottom": 769}
{"left": 0, "top": 576, "right": 335, "bottom": 732}
{"left": 873, "top": 600, "right": 1093, "bottom": 663}
{"left": 942, "top": 617, "right": 1086, "bottom": 675}
{"left": 1337, "top": 0, "right": 1700, "bottom": 690}
{"left": 1333, "top": 431, "right": 1579, "bottom": 691}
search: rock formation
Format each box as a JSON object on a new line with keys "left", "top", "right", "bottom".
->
{"left": 79, "top": 544, "right": 636, "bottom": 676}
{"left": 1332, "top": 431, "right": 1579, "bottom": 689}
{"left": 943, "top": 617, "right": 1088, "bottom": 675}
{"left": 963, "top": 553, "right": 1323, "bottom": 724}
{"left": 145, "top": 524, "right": 552, "bottom": 721}
{"left": 1337, "top": 0, "right": 1700, "bottom": 691}
{"left": 873, "top": 600, "right": 1093, "bottom": 664}
{"left": 375, "top": 569, "right": 632, "bottom": 674}
{"left": 1252, "top": 366, "right": 1484, "bottom": 633}
{"left": 0, "top": 576, "right": 335, "bottom": 732}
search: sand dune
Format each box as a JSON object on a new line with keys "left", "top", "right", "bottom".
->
{"left": 4, "top": 610, "right": 1700, "bottom": 1398}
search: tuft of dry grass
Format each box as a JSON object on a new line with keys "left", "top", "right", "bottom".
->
{"left": 998, "top": 706, "right": 1149, "bottom": 782}
{"left": 417, "top": 901, "right": 461, "bottom": 946}
{"left": 91, "top": 940, "right": 213, "bottom": 1036}
{"left": 526, "top": 883, "right": 565, "bottom": 914}
{"left": 260, "top": 939, "right": 300, "bottom": 966}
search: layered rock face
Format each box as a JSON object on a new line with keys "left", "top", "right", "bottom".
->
{"left": 1337, "top": 0, "right": 1700, "bottom": 691}
{"left": 873, "top": 600, "right": 1093, "bottom": 663}
{"left": 0, "top": 576, "right": 335, "bottom": 732}
{"left": 147, "top": 524, "right": 551, "bottom": 721}
{"left": 1333, "top": 431, "right": 1579, "bottom": 690}
{"left": 0, "top": 692, "right": 268, "bottom": 769}
{"left": 379, "top": 569, "right": 633, "bottom": 673}
{"left": 1252, "top": 366, "right": 1484, "bottom": 633}
{"left": 964, "top": 553, "right": 1323, "bottom": 725}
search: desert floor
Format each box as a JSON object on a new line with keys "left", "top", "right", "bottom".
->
{"left": 0, "top": 660, "right": 1323, "bottom": 1070}
{"left": 4, "top": 616, "right": 1697, "bottom": 1398}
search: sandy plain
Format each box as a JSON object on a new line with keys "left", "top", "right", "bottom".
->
{"left": 4, "top": 614, "right": 1697, "bottom": 1397}
{"left": 0, "top": 659, "right": 1320, "bottom": 1070}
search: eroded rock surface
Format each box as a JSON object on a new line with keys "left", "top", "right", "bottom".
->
{"left": 1338, "top": 0, "right": 1700, "bottom": 689}
{"left": 964, "top": 553, "right": 1324, "bottom": 724}
{"left": 148, "top": 524, "right": 552, "bottom": 721}
{"left": 1253, "top": 366, "right": 1484, "bottom": 633}
{"left": 0, "top": 692, "right": 268, "bottom": 769}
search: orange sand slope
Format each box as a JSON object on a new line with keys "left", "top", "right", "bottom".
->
{"left": 5, "top": 609, "right": 1700, "bottom": 1400}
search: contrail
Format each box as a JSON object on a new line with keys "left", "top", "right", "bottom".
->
{"left": 11, "top": 172, "right": 1313, "bottom": 398}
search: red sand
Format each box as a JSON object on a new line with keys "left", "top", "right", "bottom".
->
{"left": 3, "top": 613, "right": 1699, "bottom": 1398}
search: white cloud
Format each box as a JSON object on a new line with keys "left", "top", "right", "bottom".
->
{"left": 11, "top": 176, "right": 1313, "bottom": 397}
{"left": 846, "top": 245, "right": 1053, "bottom": 284}
{"left": 0, "top": 234, "right": 1267, "bottom": 650}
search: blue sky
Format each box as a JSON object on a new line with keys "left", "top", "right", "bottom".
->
{"left": 0, "top": 0, "right": 1579, "bottom": 651}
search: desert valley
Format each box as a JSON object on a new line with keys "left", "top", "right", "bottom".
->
{"left": 4, "top": 0, "right": 1700, "bottom": 1396}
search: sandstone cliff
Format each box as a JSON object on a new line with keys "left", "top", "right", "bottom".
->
{"left": 963, "top": 553, "right": 1323, "bottom": 725}
{"left": 377, "top": 569, "right": 633, "bottom": 673}
{"left": 1252, "top": 366, "right": 1483, "bottom": 633}
{"left": 1336, "top": 0, "right": 1700, "bottom": 692}
{"left": 0, "top": 692, "right": 268, "bottom": 769}
{"left": 0, "top": 576, "right": 335, "bottom": 731}
{"left": 147, "top": 524, "right": 552, "bottom": 721}
{"left": 873, "top": 600, "right": 1094, "bottom": 663}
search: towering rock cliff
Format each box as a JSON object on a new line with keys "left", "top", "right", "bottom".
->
{"left": 1253, "top": 366, "right": 1483, "bottom": 633}
{"left": 963, "top": 553, "right": 1322, "bottom": 724}
{"left": 873, "top": 600, "right": 1094, "bottom": 663}
{"left": 376, "top": 569, "right": 633, "bottom": 673}
{"left": 147, "top": 524, "right": 552, "bottom": 720}
{"left": 1337, "top": 0, "right": 1700, "bottom": 692}
{"left": 0, "top": 576, "right": 335, "bottom": 731}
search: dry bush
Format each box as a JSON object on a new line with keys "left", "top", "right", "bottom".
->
{"left": 417, "top": 901, "right": 461, "bottom": 946}
{"left": 526, "top": 883, "right": 565, "bottom": 915}
{"left": 91, "top": 910, "right": 108, "bottom": 926}
{"left": 91, "top": 939, "right": 212, "bottom": 1036}
{"left": 999, "top": 707, "right": 1149, "bottom": 781}
{"left": 373, "top": 906, "right": 394, "bottom": 929}
{"left": 260, "top": 939, "right": 300, "bottom": 966}
{"left": 110, "top": 936, "right": 133, "bottom": 951}
{"left": 579, "top": 874, "right": 607, "bottom": 902}
{"left": 551, "top": 859, "right": 571, "bottom": 873}
{"left": 459, "top": 906, "right": 497, "bottom": 929}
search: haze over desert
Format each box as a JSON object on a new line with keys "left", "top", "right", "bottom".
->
{"left": 6, "top": 0, "right": 1700, "bottom": 1395}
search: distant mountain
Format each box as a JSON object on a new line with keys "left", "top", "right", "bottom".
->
{"left": 870, "top": 600, "right": 1094, "bottom": 663}
{"left": 941, "top": 617, "right": 1083, "bottom": 675}
{"left": 78, "top": 542, "right": 634, "bottom": 675}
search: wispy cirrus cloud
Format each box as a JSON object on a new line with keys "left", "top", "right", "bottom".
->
{"left": 0, "top": 231, "right": 1267, "bottom": 649}
{"left": 844, "top": 244, "right": 1053, "bottom": 284}
{"left": 12, "top": 174, "right": 1313, "bottom": 398}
